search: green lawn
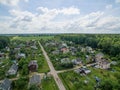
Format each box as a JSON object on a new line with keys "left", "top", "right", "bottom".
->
{"left": 11, "top": 36, "right": 54, "bottom": 41}
{"left": 37, "top": 56, "right": 50, "bottom": 73}
{"left": 59, "top": 67, "right": 119, "bottom": 90}
{"left": 36, "top": 43, "right": 50, "bottom": 73}
{"left": 41, "top": 76, "right": 59, "bottom": 90}
{"left": 0, "top": 59, "right": 12, "bottom": 80}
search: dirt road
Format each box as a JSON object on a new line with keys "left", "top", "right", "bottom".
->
{"left": 38, "top": 41, "right": 66, "bottom": 90}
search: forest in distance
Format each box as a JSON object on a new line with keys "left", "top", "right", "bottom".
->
{"left": 58, "top": 34, "right": 120, "bottom": 60}
{"left": 1, "top": 34, "right": 120, "bottom": 61}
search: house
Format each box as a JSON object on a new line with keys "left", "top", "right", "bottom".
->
{"left": 61, "top": 58, "right": 71, "bottom": 64}
{"left": 86, "top": 46, "right": 94, "bottom": 53}
{"left": 45, "top": 42, "right": 57, "bottom": 47}
{"left": 0, "top": 78, "right": 12, "bottom": 90}
{"left": 15, "top": 53, "right": 26, "bottom": 60}
{"left": 14, "top": 47, "right": 20, "bottom": 52}
{"left": 6, "top": 64, "right": 18, "bottom": 76}
{"left": 60, "top": 47, "right": 69, "bottom": 53}
{"left": 29, "top": 74, "right": 41, "bottom": 85}
{"left": 30, "top": 46, "right": 38, "bottom": 50}
{"left": 74, "top": 67, "right": 91, "bottom": 75}
{"left": 26, "top": 40, "right": 36, "bottom": 47}
{"left": 95, "top": 53, "right": 110, "bottom": 69}
{"left": 26, "top": 41, "right": 31, "bottom": 47}
{"left": 59, "top": 42, "right": 67, "bottom": 49}
{"left": 52, "top": 50, "right": 60, "bottom": 55}
{"left": 86, "top": 55, "right": 91, "bottom": 62}
{"left": 86, "top": 55, "right": 95, "bottom": 63}
{"left": 81, "top": 47, "right": 86, "bottom": 52}
{"left": 82, "top": 68, "right": 91, "bottom": 74}
{"left": 18, "top": 53, "right": 26, "bottom": 58}
{"left": 70, "top": 47, "right": 77, "bottom": 55}
{"left": 72, "top": 58, "right": 82, "bottom": 65}
{"left": 28, "top": 60, "right": 38, "bottom": 72}
{"left": 95, "top": 53, "right": 104, "bottom": 59}
{"left": 111, "top": 61, "right": 117, "bottom": 65}
{"left": 95, "top": 58, "right": 111, "bottom": 69}
{"left": 0, "top": 52, "right": 5, "bottom": 59}
{"left": 6, "top": 47, "right": 10, "bottom": 52}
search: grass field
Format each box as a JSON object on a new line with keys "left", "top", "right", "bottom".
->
{"left": 12, "top": 36, "right": 54, "bottom": 41}
{"left": 41, "top": 76, "right": 59, "bottom": 90}
{"left": 59, "top": 67, "right": 119, "bottom": 90}
{"left": 36, "top": 43, "right": 50, "bottom": 73}
{"left": 37, "top": 56, "right": 50, "bottom": 73}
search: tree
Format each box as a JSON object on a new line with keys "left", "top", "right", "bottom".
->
{"left": 15, "top": 77, "right": 28, "bottom": 90}
{"left": 100, "top": 80, "right": 113, "bottom": 90}
{"left": 21, "top": 64, "right": 29, "bottom": 75}
{"left": 29, "top": 85, "right": 40, "bottom": 90}
{"left": 0, "top": 36, "right": 10, "bottom": 50}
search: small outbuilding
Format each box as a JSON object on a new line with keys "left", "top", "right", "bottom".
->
{"left": 28, "top": 60, "right": 38, "bottom": 72}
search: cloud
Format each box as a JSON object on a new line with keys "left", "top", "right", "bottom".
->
{"left": 37, "top": 6, "right": 80, "bottom": 15}
{"left": 8, "top": 7, "right": 80, "bottom": 32}
{"left": 9, "top": 9, "right": 35, "bottom": 18}
{"left": 64, "top": 11, "right": 104, "bottom": 31}
{"left": 0, "top": 0, "right": 19, "bottom": 6}
{"left": 96, "top": 16, "right": 120, "bottom": 30}
{"left": 0, "top": 6, "right": 120, "bottom": 34}
{"left": 0, "top": 0, "right": 29, "bottom": 6}
{"left": 59, "top": 7, "right": 80, "bottom": 15}
{"left": 9, "top": 9, "right": 35, "bottom": 29}
{"left": 115, "top": 0, "right": 120, "bottom": 3}
{"left": 106, "top": 4, "right": 112, "bottom": 9}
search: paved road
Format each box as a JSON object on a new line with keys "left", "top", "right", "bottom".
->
{"left": 38, "top": 41, "right": 66, "bottom": 90}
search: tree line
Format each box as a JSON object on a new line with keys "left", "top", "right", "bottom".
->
{"left": 57, "top": 34, "right": 120, "bottom": 60}
{"left": 0, "top": 36, "right": 10, "bottom": 50}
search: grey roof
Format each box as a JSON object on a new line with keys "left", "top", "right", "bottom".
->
{"left": 18, "top": 53, "right": 26, "bottom": 57}
{"left": 28, "top": 60, "right": 38, "bottom": 67}
{"left": 95, "top": 53, "right": 104, "bottom": 58}
{"left": 7, "top": 64, "right": 18, "bottom": 75}
{"left": 0, "top": 78, "right": 12, "bottom": 90}
{"left": 10, "top": 64, "right": 18, "bottom": 72}
{"left": 29, "top": 75, "right": 41, "bottom": 85}
{"left": 75, "top": 67, "right": 91, "bottom": 74}
{"left": 72, "top": 58, "right": 82, "bottom": 64}
{"left": 61, "top": 58, "right": 71, "bottom": 63}
{"left": 70, "top": 47, "right": 77, "bottom": 52}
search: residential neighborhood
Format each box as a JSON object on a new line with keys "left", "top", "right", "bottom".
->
{"left": 0, "top": 35, "right": 120, "bottom": 90}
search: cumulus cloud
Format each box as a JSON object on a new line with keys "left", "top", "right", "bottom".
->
{"left": 0, "top": 6, "right": 120, "bottom": 34}
{"left": 8, "top": 7, "right": 80, "bottom": 31}
{"left": 37, "top": 7, "right": 80, "bottom": 15}
{"left": 59, "top": 7, "right": 80, "bottom": 15}
{"left": 0, "top": 0, "right": 29, "bottom": 6}
{"left": 96, "top": 16, "right": 120, "bottom": 30}
{"left": 9, "top": 9, "right": 35, "bottom": 18}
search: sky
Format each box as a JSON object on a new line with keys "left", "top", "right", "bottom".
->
{"left": 0, "top": 0, "right": 120, "bottom": 34}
